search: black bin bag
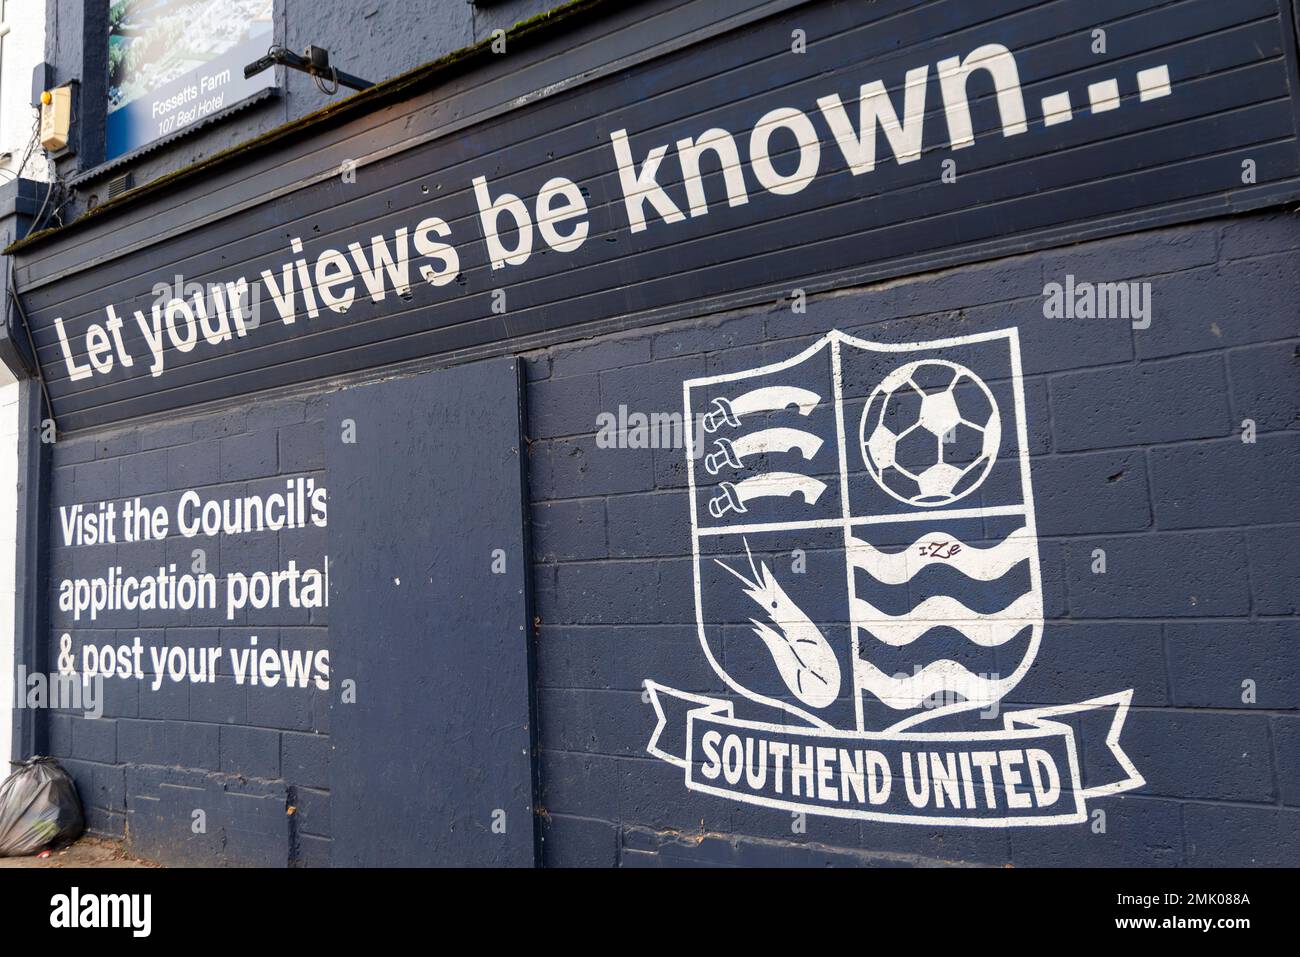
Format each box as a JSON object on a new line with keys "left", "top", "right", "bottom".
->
{"left": 0, "top": 757, "right": 85, "bottom": 856}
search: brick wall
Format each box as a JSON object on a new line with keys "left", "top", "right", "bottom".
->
{"left": 526, "top": 209, "right": 1299, "bottom": 867}
{"left": 46, "top": 394, "right": 331, "bottom": 867}
{"left": 36, "top": 208, "right": 1298, "bottom": 867}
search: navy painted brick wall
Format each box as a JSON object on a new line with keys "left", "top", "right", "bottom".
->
{"left": 35, "top": 208, "right": 1297, "bottom": 867}
{"left": 45, "top": 394, "right": 331, "bottom": 866}
{"left": 526, "top": 209, "right": 1299, "bottom": 868}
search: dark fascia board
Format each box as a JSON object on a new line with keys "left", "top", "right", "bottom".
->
{"left": 0, "top": 178, "right": 50, "bottom": 379}
{"left": 5, "top": 0, "right": 612, "bottom": 255}
{"left": 0, "top": 285, "right": 35, "bottom": 380}
{"left": 13, "top": 0, "right": 797, "bottom": 293}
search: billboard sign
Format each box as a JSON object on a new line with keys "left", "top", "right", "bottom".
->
{"left": 106, "top": 0, "right": 275, "bottom": 160}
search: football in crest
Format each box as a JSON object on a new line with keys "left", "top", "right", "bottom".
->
{"left": 859, "top": 359, "right": 1001, "bottom": 506}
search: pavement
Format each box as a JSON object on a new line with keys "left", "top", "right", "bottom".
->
{"left": 0, "top": 836, "right": 156, "bottom": 868}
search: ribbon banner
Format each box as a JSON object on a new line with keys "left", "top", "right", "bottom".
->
{"left": 645, "top": 682, "right": 1145, "bottom": 827}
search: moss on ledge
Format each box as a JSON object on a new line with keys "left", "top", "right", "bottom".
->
{"left": 5, "top": 0, "right": 609, "bottom": 255}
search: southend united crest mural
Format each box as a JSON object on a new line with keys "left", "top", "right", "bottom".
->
{"left": 644, "top": 329, "right": 1144, "bottom": 826}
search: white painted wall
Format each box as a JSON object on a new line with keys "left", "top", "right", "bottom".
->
{"left": 0, "top": 3, "right": 49, "bottom": 768}
{"left": 0, "top": 0, "right": 51, "bottom": 183}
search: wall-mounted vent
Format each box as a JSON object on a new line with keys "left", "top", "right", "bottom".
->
{"left": 106, "top": 172, "right": 133, "bottom": 200}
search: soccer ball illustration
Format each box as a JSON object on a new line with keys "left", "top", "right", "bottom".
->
{"left": 859, "top": 359, "right": 1001, "bottom": 507}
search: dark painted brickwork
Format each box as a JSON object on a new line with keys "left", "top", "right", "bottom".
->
{"left": 37, "top": 208, "right": 1298, "bottom": 867}
{"left": 526, "top": 209, "right": 1299, "bottom": 867}
{"left": 46, "top": 395, "right": 331, "bottom": 867}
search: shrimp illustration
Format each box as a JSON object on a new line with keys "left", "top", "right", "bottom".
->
{"left": 714, "top": 539, "right": 841, "bottom": 709}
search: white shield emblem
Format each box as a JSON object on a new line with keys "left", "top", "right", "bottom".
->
{"left": 647, "top": 327, "right": 1143, "bottom": 826}
{"left": 684, "top": 328, "right": 1042, "bottom": 733}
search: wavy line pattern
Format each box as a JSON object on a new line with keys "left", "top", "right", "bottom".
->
{"left": 856, "top": 658, "right": 1015, "bottom": 710}
{"left": 862, "top": 621, "right": 1033, "bottom": 672}
{"left": 851, "top": 592, "right": 1042, "bottom": 647}
{"left": 847, "top": 526, "right": 1034, "bottom": 585}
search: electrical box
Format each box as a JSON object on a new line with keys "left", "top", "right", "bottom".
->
{"left": 40, "top": 85, "right": 73, "bottom": 152}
